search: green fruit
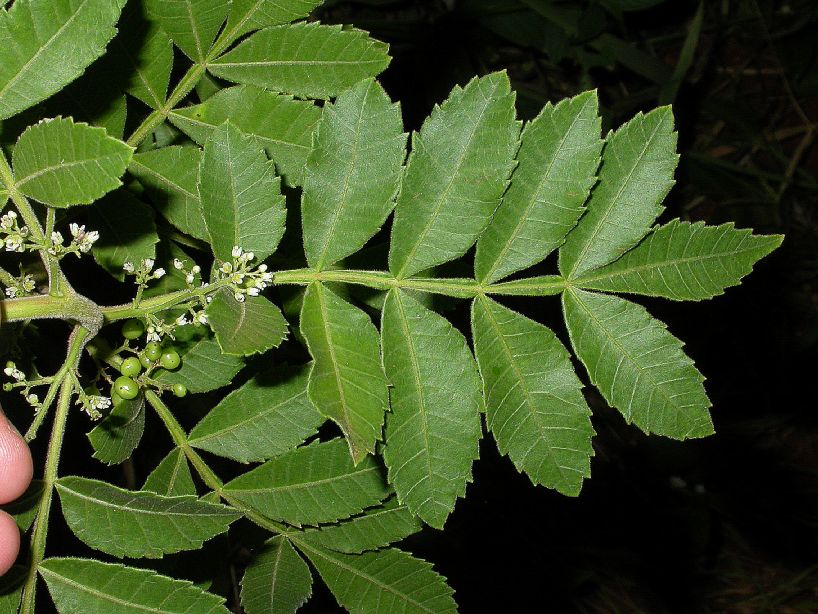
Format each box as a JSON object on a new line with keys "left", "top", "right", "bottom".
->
{"left": 121, "top": 319, "right": 144, "bottom": 340}
{"left": 172, "top": 383, "right": 187, "bottom": 398}
{"left": 120, "top": 357, "right": 142, "bottom": 377}
{"left": 111, "top": 390, "right": 124, "bottom": 406}
{"left": 138, "top": 352, "right": 153, "bottom": 369}
{"left": 113, "top": 376, "right": 139, "bottom": 400}
{"left": 2, "top": 383, "right": 12, "bottom": 392}
{"left": 144, "top": 342, "right": 163, "bottom": 361}
{"left": 160, "top": 350, "right": 181, "bottom": 370}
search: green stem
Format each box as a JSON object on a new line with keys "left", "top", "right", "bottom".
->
{"left": 126, "top": 63, "right": 207, "bottom": 148}
{"left": 101, "top": 278, "right": 232, "bottom": 322}
{"left": 0, "top": 264, "right": 15, "bottom": 287}
{"left": 144, "top": 390, "right": 289, "bottom": 535}
{"left": 19, "top": 326, "right": 88, "bottom": 614}
{"left": 272, "top": 269, "right": 567, "bottom": 298}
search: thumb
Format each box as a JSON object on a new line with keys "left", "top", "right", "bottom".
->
{"left": 0, "top": 406, "right": 32, "bottom": 576}
{"left": 0, "top": 407, "right": 33, "bottom": 505}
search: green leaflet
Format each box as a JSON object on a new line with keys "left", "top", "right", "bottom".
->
{"left": 12, "top": 117, "right": 133, "bottom": 207}
{"left": 86, "top": 396, "right": 146, "bottom": 466}
{"left": 0, "top": 0, "right": 126, "bottom": 120}
{"left": 574, "top": 219, "right": 784, "bottom": 301}
{"left": 89, "top": 191, "right": 159, "bottom": 281}
{"left": 112, "top": 0, "right": 173, "bottom": 110}
{"left": 169, "top": 85, "right": 322, "bottom": 186}
{"left": 129, "top": 146, "right": 209, "bottom": 241}
{"left": 188, "top": 365, "right": 324, "bottom": 463}
{"left": 224, "top": 0, "right": 324, "bottom": 42}
{"left": 563, "top": 288, "right": 713, "bottom": 439}
{"left": 471, "top": 296, "right": 594, "bottom": 495}
{"left": 559, "top": 107, "right": 678, "bottom": 278}
{"left": 209, "top": 22, "right": 391, "bottom": 99}
{"left": 0, "top": 566, "right": 24, "bottom": 614}
{"left": 298, "top": 544, "right": 457, "bottom": 614}
{"left": 143, "top": 449, "right": 197, "bottom": 497}
{"left": 40, "top": 558, "right": 230, "bottom": 614}
{"left": 302, "top": 78, "right": 406, "bottom": 270}
{"left": 198, "top": 122, "right": 286, "bottom": 263}
{"left": 298, "top": 496, "right": 422, "bottom": 554}
{"left": 145, "top": 0, "right": 228, "bottom": 62}
{"left": 389, "top": 71, "right": 521, "bottom": 279}
{"left": 300, "top": 283, "right": 389, "bottom": 463}
{"left": 55, "top": 476, "right": 241, "bottom": 558}
{"left": 475, "top": 90, "right": 603, "bottom": 284}
{"left": 241, "top": 537, "right": 313, "bottom": 614}
{"left": 206, "top": 290, "right": 288, "bottom": 356}
{"left": 154, "top": 337, "right": 244, "bottom": 393}
{"left": 381, "top": 289, "right": 482, "bottom": 529}
{"left": 224, "top": 439, "right": 390, "bottom": 526}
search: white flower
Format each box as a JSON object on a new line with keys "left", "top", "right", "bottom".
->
{"left": 231, "top": 245, "right": 243, "bottom": 259}
{"left": 246, "top": 287, "right": 260, "bottom": 297}
{"left": 5, "top": 367, "right": 25, "bottom": 381}
{"left": 234, "top": 292, "right": 245, "bottom": 302}
{"left": 231, "top": 272, "right": 245, "bottom": 284}
{"left": 153, "top": 268, "right": 166, "bottom": 279}
{"left": 5, "top": 236, "right": 23, "bottom": 252}
{"left": 176, "top": 315, "right": 189, "bottom": 326}
{"left": 142, "top": 258, "right": 155, "bottom": 271}
{"left": 173, "top": 258, "right": 184, "bottom": 270}
{"left": 0, "top": 212, "right": 16, "bottom": 229}
{"left": 147, "top": 330, "right": 161, "bottom": 342}
{"left": 88, "top": 396, "right": 111, "bottom": 411}
{"left": 195, "top": 312, "right": 208, "bottom": 325}
{"left": 191, "top": 265, "right": 201, "bottom": 275}
{"left": 51, "top": 231, "right": 63, "bottom": 245}
{"left": 5, "top": 287, "right": 17, "bottom": 298}
{"left": 221, "top": 262, "right": 233, "bottom": 274}
{"left": 3, "top": 366, "right": 14, "bottom": 377}
{"left": 76, "top": 229, "right": 99, "bottom": 253}
{"left": 123, "top": 261, "right": 135, "bottom": 273}
{"left": 26, "top": 394, "right": 39, "bottom": 405}
{"left": 243, "top": 252, "right": 254, "bottom": 262}
{"left": 185, "top": 273, "right": 195, "bottom": 284}
{"left": 257, "top": 264, "right": 268, "bottom": 273}
{"left": 22, "top": 275, "right": 35, "bottom": 292}
{"left": 69, "top": 223, "right": 82, "bottom": 238}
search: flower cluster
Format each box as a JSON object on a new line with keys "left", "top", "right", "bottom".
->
{"left": 1, "top": 210, "right": 31, "bottom": 252}
{"left": 213, "top": 246, "right": 273, "bottom": 303}
{"left": 74, "top": 387, "right": 112, "bottom": 420}
{"left": 47, "top": 223, "right": 100, "bottom": 258}
{"left": 4, "top": 273, "right": 36, "bottom": 298}
{"left": 123, "top": 258, "right": 166, "bottom": 283}
{"left": 2, "top": 361, "right": 47, "bottom": 411}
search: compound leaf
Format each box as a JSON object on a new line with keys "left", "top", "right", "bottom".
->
{"left": 475, "top": 90, "right": 603, "bottom": 284}
{"left": 300, "top": 283, "right": 389, "bottom": 463}
{"left": 143, "top": 448, "right": 197, "bottom": 497}
{"left": 224, "top": 0, "right": 324, "bottom": 41}
{"left": 472, "top": 296, "right": 594, "bottom": 495}
{"left": 145, "top": 0, "right": 228, "bottom": 62}
{"left": 86, "top": 396, "right": 146, "bottom": 466}
{"left": 12, "top": 117, "right": 133, "bottom": 207}
{"left": 298, "top": 544, "right": 457, "bottom": 614}
{"left": 199, "top": 122, "right": 286, "bottom": 263}
{"left": 381, "top": 289, "right": 482, "bottom": 529}
{"left": 298, "top": 497, "right": 422, "bottom": 554}
{"left": 563, "top": 288, "right": 713, "bottom": 438}
{"left": 129, "top": 146, "right": 208, "bottom": 241}
{"left": 155, "top": 337, "right": 244, "bottom": 393}
{"left": 559, "top": 107, "right": 678, "bottom": 278}
{"left": 169, "top": 85, "right": 322, "bottom": 186}
{"left": 206, "top": 290, "right": 288, "bottom": 356}
{"left": 40, "top": 558, "right": 230, "bottom": 614}
{"left": 55, "top": 476, "right": 241, "bottom": 558}
{"left": 302, "top": 78, "right": 406, "bottom": 271}
{"left": 89, "top": 191, "right": 159, "bottom": 281}
{"left": 224, "top": 439, "right": 390, "bottom": 526}
{"left": 389, "top": 71, "right": 520, "bottom": 279}
{"left": 208, "top": 22, "right": 391, "bottom": 99}
{"left": 188, "top": 365, "right": 324, "bottom": 463}
{"left": 574, "top": 219, "right": 784, "bottom": 301}
{"left": 241, "top": 536, "right": 313, "bottom": 614}
{"left": 0, "top": 0, "right": 127, "bottom": 120}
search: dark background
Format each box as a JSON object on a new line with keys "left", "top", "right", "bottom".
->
{"left": 3, "top": 0, "right": 818, "bottom": 612}
{"left": 310, "top": 1, "right": 818, "bottom": 611}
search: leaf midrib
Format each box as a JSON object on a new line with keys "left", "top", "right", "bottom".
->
{"left": 229, "top": 465, "right": 380, "bottom": 495}
{"left": 57, "top": 484, "right": 234, "bottom": 518}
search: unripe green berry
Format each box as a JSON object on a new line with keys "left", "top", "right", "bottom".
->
{"left": 160, "top": 350, "right": 181, "bottom": 371}
{"left": 121, "top": 319, "right": 145, "bottom": 340}
{"left": 172, "top": 383, "right": 187, "bottom": 398}
{"left": 120, "top": 357, "right": 142, "bottom": 378}
{"left": 138, "top": 352, "right": 153, "bottom": 369}
{"left": 113, "top": 376, "right": 139, "bottom": 400}
{"left": 111, "top": 390, "right": 124, "bottom": 406}
{"left": 144, "top": 342, "right": 162, "bottom": 361}
{"left": 2, "top": 383, "right": 12, "bottom": 392}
